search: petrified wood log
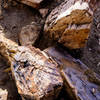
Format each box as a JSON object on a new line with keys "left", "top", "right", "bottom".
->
{"left": 0, "top": 88, "right": 8, "bottom": 100}
{"left": 44, "top": 46, "right": 100, "bottom": 100}
{"left": 44, "top": 0, "right": 94, "bottom": 49}
{"left": 0, "top": 34, "right": 63, "bottom": 100}
{"left": 81, "top": 4, "right": 100, "bottom": 75}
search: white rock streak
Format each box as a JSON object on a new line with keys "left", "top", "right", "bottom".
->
{"left": 56, "top": 0, "right": 89, "bottom": 21}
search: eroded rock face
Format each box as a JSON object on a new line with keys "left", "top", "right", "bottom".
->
{"left": 44, "top": 46, "right": 100, "bottom": 100}
{"left": 0, "top": 35, "right": 63, "bottom": 100}
{"left": 0, "top": 88, "right": 8, "bottom": 100}
{"left": 19, "top": 23, "right": 41, "bottom": 46}
{"left": 44, "top": 0, "right": 94, "bottom": 49}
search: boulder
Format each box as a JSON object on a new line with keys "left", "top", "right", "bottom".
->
{"left": 44, "top": 0, "right": 94, "bottom": 49}
{"left": 0, "top": 88, "right": 8, "bottom": 100}
{"left": 0, "top": 35, "right": 63, "bottom": 100}
{"left": 44, "top": 46, "right": 100, "bottom": 100}
{"left": 19, "top": 23, "right": 41, "bottom": 46}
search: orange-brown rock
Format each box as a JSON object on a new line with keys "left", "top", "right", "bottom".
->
{"left": 44, "top": 0, "right": 94, "bottom": 49}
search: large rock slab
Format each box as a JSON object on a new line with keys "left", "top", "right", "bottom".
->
{"left": 44, "top": 0, "right": 94, "bottom": 49}
{"left": 81, "top": 4, "right": 100, "bottom": 75}
{"left": 19, "top": 23, "right": 41, "bottom": 46}
{"left": 0, "top": 35, "right": 63, "bottom": 100}
{"left": 44, "top": 46, "right": 100, "bottom": 100}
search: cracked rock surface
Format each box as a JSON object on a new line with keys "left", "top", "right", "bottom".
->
{"left": 44, "top": 0, "right": 94, "bottom": 49}
{"left": 44, "top": 46, "right": 100, "bottom": 100}
{"left": 0, "top": 34, "right": 63, "bottom": 100}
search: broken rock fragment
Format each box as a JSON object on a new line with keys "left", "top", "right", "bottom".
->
{"left": 0, "top": 35, "right": 63, "bottom": 100}
{"left": 44, "top": 0, "right": 94, "bottom": 49}
{"left": 19, "top": 23, "right": 41, "bottom": 46}
{"left": 44, "top": 46, "right": 100, "bottom": 100}
{"left": 81, "top": 4, "right": 100, "bottom": 75}
{"left": 16, "top": 0, "right": 44, "bottom": 8}
{"left": 0, "top": 88, "right": 8, "bottom": 100}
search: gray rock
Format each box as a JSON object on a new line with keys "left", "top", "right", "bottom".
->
{"left": 0, "top": 88, "right": 8, "bottom": 100}
{"left": 44, "top": 46, "right": 100, "bottom": 100}
{"left": 0, "top": 35, "right": 63, "bottom": 100}
{"left": 81, "top": 4, "right": 100, "bottom": 75}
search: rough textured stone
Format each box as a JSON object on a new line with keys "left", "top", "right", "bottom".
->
{"left": 0, "top": 88, "right": 8, "bottom": 100}
{"left": 44, "top": 0, "right": 94, "bottom": 49}
{"left": 0, "top": 35, "right": 63, "bottom": 100}
{"left": 81, "top": 5, "right": 100, "bottom": 75}
{"left": 44, "top": 46, "right": 100, "bottom": 100}
{"left": 19, "top": 23, "right": 41, "bottom": 46}
{"left": 16, "top": 0, "right": 44, "bottom": 8}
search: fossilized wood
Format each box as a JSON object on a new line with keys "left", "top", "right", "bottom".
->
{"left": 44, "top": 0, "right": 94, "bottom": 49}
{"left": 0, "top": 35, "right": 63, "bottom": 100}
{"left": 16, "top": 0, "right": 44, "bottom": 8}
{"left": 0, "top": 88, "right": 8, "bottom": 100}
{"left": 44, "top": 46, "right": 100, "bottom": 100}
{"left": 81, "top": 4, "right": 100, "bottom": 75}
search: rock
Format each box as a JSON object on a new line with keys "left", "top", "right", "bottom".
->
{"left": 81, "top": 4, "right": 100, "bottom": 75}
{"left": 0, "top": 71, "right": 9, "bottom": 85}
{"left": 0, "top": 35, "right": 63, "bottom": 100}
{"left": 39, "top": 8, "right": 48, "bottom": 18}
{"left": 44, "top": 46, "right": 100, "bottom": 100}
{"left": 44, "top": 0, "right": 94, "bottom": 49}
{"left": 16, "top": 0, "right": 44, "bottom": 9}
{"left": 0, "top": 56, "right": 21, "bottom": 100}
{"left": 0, "top": 88, "right": 8, "bottom": 100}
{"left": 19, "top": 23, "right": 41, "bottom": 46}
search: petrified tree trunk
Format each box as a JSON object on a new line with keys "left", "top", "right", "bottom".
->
{"left": 44, "top": 0, "right": 94, "bottom": 49}
{"left": 81, "top": 4, "right": 100, "bottom": 75}
{"left": 0, "top": 34, "right": 63, "bottom": 100}
{"left": 44, "top": 46, "right": 100, "bottom": 100}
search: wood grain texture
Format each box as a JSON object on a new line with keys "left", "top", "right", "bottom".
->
{"left": 44, "top": 0, "right": 93, "bottom": 49}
